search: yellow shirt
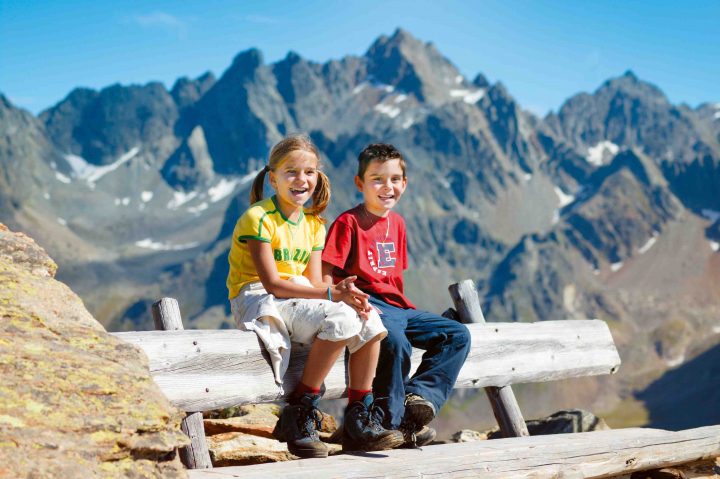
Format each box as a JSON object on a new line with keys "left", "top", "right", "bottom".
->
{"left": 227, "top": 196, "right": 326, "bottom": 299}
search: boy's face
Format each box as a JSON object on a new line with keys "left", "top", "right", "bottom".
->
{"left": 355, "top": 159, "right": 407, "bottom": 217}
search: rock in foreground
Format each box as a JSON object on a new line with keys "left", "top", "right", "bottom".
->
{"left": 0, "top": 223, "right": 189, "bottom": 478}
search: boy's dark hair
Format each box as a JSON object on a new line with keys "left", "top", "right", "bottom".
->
{"left": 357, "top": 143, "right": 407, "bottom": 179}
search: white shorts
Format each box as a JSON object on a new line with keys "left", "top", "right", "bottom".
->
{"left": 230, "top": 277, "right": 387, "bottom": 382}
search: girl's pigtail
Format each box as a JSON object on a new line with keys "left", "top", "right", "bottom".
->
{"left": 306, "top": 170, "right": 331, "bottom": 221}
{"left": 249, "top": 167, "right": 268, "bottom": 204}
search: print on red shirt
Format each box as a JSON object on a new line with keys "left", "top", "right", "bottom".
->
{"left": 322, "top": 205, "right": 414, "bottom": 309}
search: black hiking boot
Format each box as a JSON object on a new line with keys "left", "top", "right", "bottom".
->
{"left": 342, "top": 393, "right": 404, "bottom": 452}
{"left": 272, "top": 394, "right": 328, "bottom": 458}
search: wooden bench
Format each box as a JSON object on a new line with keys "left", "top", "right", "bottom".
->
{"left": 112, "top": 280, "right": 628, "bottom": 469}
{"left": 112, "top": 280, "right": 720, "bottom": 477}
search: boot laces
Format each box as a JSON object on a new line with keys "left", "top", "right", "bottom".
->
{"left": 299, "top": 407, "right": 324, "bottom": 438}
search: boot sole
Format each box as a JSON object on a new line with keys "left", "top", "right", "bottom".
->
{"left": 405, "top": 402, "right": 435, "bottom": 427}
{"left": 288, "top": 447, "right": 329, "bottom": 459}
{"left": 342, "top": 431, "right": 405, "bottom": 452}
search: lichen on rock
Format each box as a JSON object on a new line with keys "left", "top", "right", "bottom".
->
{"left": 0, "top": 223, "right": 189, "bottom": 478}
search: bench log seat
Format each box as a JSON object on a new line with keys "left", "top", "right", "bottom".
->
{"left": 184, "top": 425, "right": 720, "bottom": 479}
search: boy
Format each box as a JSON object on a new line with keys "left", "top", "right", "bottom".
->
{"left": 322, "top": 143, "right": 471, "bottom": 446}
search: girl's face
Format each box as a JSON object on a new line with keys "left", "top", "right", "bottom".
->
{"left": 269, "top": 150, "right": 319, "bottom": 216}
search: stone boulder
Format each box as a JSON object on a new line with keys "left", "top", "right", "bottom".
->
{"left": 204, "top": 403, "right": 340, "bottom": 466}
{"left": 0, "top": 224, "right": 189, "bottom": 478}
{"left": 486, "top": 409, "right": 610, "bottom": 439}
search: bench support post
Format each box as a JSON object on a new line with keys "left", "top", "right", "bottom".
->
{"left": 152, "top": 298, "right": 213, "bottom": 469}
{"left": 449, "top": 280, "right": 530, "bottom": 438}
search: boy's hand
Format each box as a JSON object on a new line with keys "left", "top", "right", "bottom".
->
{"left": 335, "top": 276, "right": 372, "bottom": 319}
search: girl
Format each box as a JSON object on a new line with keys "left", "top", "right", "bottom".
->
{"left": 227, "top": 134, "right": 403, "bottom": 458}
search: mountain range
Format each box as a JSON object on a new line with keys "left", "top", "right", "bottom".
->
{"left": 2, "top": 28, "right": 719, "bottom": 428}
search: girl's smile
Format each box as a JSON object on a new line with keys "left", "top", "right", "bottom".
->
{"left": 270, "top": 150, "right": 319, "bottom": 221}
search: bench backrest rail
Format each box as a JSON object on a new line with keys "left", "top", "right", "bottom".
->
{"left": 112, "top": 319, "right": 620, "bottom": 413}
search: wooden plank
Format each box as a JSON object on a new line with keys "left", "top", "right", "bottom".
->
{"left": 151, "top": 298, "right": 213, "bottom": 470}
{"left": 112, "top": 319, "right": 620, "bottom": 412}
{"left": 185, "top": 425, "right": 720, "bottom": 479}
{"left": 449, "top": 280, "right": 529, "bottom": 438}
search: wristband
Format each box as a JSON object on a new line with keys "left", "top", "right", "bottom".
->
{"left": 327, "top": 286, "right": 333, "bottom": 301}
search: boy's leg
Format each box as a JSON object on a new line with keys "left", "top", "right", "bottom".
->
{"left": 369, "top": 297, "right": 412, "bottom": 429}
{"left": 404, "top": 310, "right": 471, "bottom": 418}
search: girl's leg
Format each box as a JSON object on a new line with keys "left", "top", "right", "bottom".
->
{"left": 348, "top": 335, "right": 382, "bottom": 390}
{"left": 299, "top": 338, "right": 347, "bottom": 389}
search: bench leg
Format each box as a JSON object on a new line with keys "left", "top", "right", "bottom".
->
{"left": 449, "top": 281, "right": 530, "bottom": 438}
{"left": 180, "top": 412, "right": 213, "bottom": 469}
{"left": 152, "top": 298, "right": 214, "bottom": 468}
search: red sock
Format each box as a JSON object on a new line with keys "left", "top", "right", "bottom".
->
{"left": 348, "top": 388, "right": 372, "bottom": 404}
{"left": 294, "top": 382, "right": 321, "bottom": 397}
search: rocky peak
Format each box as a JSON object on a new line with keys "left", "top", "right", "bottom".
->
{"left": 221, "top": 48, "right": 265, "bottom": 84}
{"left": 41, "top": 82, "right": 178, "bottom": 165}
{"left": 473, "top": 73, "right": 490, "bottom": 89}
{"left": 365, "top": 28, "right": 463, "bottom": 104}
{"left": 171, "top": 71, "right": 216, "bottom": 109}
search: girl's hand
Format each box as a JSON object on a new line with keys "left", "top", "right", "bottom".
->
{"left": 334, "top": 276, "right": 371, "bottom": 319}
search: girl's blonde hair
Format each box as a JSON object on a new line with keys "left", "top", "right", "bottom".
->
{"left": 250, "top": 134, "right": 330, "bottom": 220}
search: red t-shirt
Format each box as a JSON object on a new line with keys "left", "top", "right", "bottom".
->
{"left": 322, "top": 205, "right": 415, "bottom": 309}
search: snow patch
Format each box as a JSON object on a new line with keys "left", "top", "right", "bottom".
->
{"left": 638, "top": 233, "right": 658, "bottom": 254}
{"left": 374, "top": 103, "right": 401, "bottom": 119}
{"left": 64, "top": 147, "right": 140, "bottom": 185}
{"left": 554, "top": 186, "right": 575, "bottom": 208}
{"left": 552, "top": 210, "right": 560, "bottom": 225}
{"left": 455, "top": 75, "right": 463, "bottom": 84}
{"left": 56, "top": 217, "right": 67, "bottom": 226}
{"left": 714, "top": 111, "right": 720, "bottom": 120}
{"left": 141, "top": 191, "right": 154, "bottom": 202}
{"left": 208, "top": 178, "right": 239, "bottom": 203}
{"left": 666, "top": 355, "right": 685, "bottom": 368}
{"left": 393, "top": 94, "right": 407, "bottom": 104}
{"left": 167, "top": 190, "right": 198, "bottom": 210}
{"left": 712, "top": 325, "right": 720, "bottom": 334}
{"left": 586, "top": 141, "right": 619, "bottom": 166}
{"left": 135, "top": 238, "right": 199, "bottom": 251}
{"left": 55, "top": 172, "right": 71, "bottom": 183}
{"left": 524, "top": 173, "right": 532, "bottom": 182}
{"left": 43, "top": 192, "right": 50, "bottom": 200}
{"left": 402, "top": 117, "right": 415, "bottom": 130}
{"left": 382, "top": 84, "right": 395, "bottom": 93}
{"left": 701, "top": 209, "right": 720, "bottom": 223}
{"left": 593, "top": 269, "right": 600, "bottom": 276}
{"left": 439, "top": 178, "right": 450, "bottom": 189}
{"left": 710, "top": 241, "right": 720, "bottom": 252}
{"left": 352, "top": 83, "right": 367, "bottom": 95}
{"left": 610, "top": 262, "right": 624, "bottom": 272}
{"left": 449, "top": 89, "right": 485, "bottom": 104}
{"left": 187, "top": 202, "right": 209, "bottom": 214}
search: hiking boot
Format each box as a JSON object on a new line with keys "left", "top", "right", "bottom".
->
{"left": 342, "top": 393, "right": 405, "bottom": 452}
{"left": 404, "top": 393, "right": 435, "bottom": 428}
{"left": 399, "top": 425, "right": 437, "bottom": 448}
{"left": 272, "top": 394, "right": 328, "bottom": 458}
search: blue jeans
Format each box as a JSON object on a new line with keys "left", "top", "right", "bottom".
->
{"left": 369, "top": 296, "right": 471, "bottom": 429}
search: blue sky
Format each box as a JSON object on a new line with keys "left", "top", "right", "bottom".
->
{"left": 1, "top": 0, "right": 717, "bottom": 116}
